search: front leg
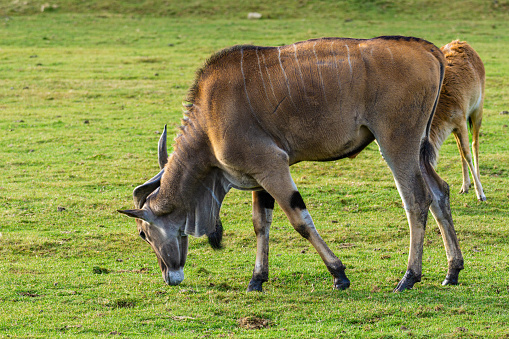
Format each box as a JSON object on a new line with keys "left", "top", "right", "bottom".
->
{"left": 248, "top": 149, "right": 349, "bottom": 290}
{"left": 247, "top": 190, "right": 274, "bottom": 292}
{"left": 284, "top": 191, "right": 350, "bottom": 290}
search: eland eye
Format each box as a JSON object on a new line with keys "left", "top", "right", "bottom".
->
{"left": 139, "top": 230, "right": 147, "bottom": 241}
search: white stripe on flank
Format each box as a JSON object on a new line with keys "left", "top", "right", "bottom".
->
{"left": 293, "top": 44, "right": 307, "bottom": 93}
{"left": 330, "top": 41, "right": 342, "bottom": 92}
{"left": 345, "top": 44, "right": 353, "bottom": 76}
{"left": 255, "top": 49, "right": 272, "bottom": 105}
{"left": 241, "top": 48, "right": 270, "bottom": 133}
{"left": 386, "top": 47, "right": 394, "bottom": 62}
{"left": 240, "top": 48, "right": 255, "bottom": 113}
{"left": 313, "top": 41, "right": 328, "bottom": 106}
{"left": 261, "top": 52, "right": 278, "bottom": 103}
{"left": 278, "top": 47, "right": 297, "bottom": 108}
{"left": 358, "top": 44, "right": 367, "bottom": 71}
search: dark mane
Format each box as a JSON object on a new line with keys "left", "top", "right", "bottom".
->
{"left": 296, "top": 35, "right": 433, "bottom": 46}
{"left": 376, "top": 35, "right": 432, "bottom": 44}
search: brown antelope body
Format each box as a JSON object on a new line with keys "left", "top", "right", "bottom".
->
{"left": 119, "top": 36, "right": 464, "bottom": 292}
{"left": 431, "top": 40, "right": 486, "bottom": 201}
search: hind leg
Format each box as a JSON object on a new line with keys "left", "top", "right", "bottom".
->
{"left": 421, "top": 160, "right": 464, "bottom": 285}
{"left": 471, "top": 108, "right": 485, "bottom": 199}
{"left": 453, "top": 122, "right": 486, "bottom": 201}
{"left": 454, "top": 136, "right": 471, "bottom": 195}
{"left": 247, "top": 190, "right": 274, "bottom": 292}
{"left": 377, "top": 142, "right": 433, "bottom": 291}
{"left": 392, "top": 168, "right": 433, "bottom": 291}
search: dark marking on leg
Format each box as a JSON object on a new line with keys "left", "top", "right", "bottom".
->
{"left": 418, "top": 207, "right": 429, "bottom": 231}
{"left": 326, "top": 262, "right": 350, "bottom": 290}
{"left": 449, "top": 258, "right": 465, "bottom": 270}
{"left": 290, "top": 191, "right": 306, "bottom": 210}
{"left": 247, "top": 272, "right": 268, "bottom": 292}
{"left": 443, "top": 258, "right": 464, "bottom": 286}
{"left": 394, "top": 269, "right": 421, "bottom": 292}
{"left": 247, "top": 280, "right": 264, "bottom": 292}
{"left": 294, "top": 224, "right": 310, "bottom": 239}
{"left": 257, "top": 190, "right": 275, "bottom": 210}
{"left": 442, "top": 268, "right": 461, "bottom": 286}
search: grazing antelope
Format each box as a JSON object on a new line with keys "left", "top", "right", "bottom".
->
{"left": 119, "top": 36, "right": 464, "bottom": 292}
{"left": 430, "top": 40, "right": 486, "bottom": 201}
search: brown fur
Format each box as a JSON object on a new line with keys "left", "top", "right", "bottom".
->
{"left": 430, "top": 40, "right": 486, "bottom": 201}
{"left": 119, "top": 36, "right": 464, "bottom": 292}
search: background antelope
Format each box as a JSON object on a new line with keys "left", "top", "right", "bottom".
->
{"left": 119, "top": 36, "right": 464, "bottom": 292}
{"left": 430, "top": 40, "right": 486, "bottom": 201}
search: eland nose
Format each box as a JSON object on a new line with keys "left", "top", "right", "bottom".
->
{"left": 164, "top": 268, "right": 184, "bottom": 286}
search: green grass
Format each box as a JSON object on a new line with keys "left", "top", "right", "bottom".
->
{"left": 1, "top": 1, "right": 509, "bottom": 337}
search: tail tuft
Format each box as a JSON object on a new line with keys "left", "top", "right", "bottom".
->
{"left": 420, "top": 137, "right": 437, "bottom": 169}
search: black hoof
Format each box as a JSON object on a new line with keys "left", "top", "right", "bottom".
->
{"left": 394, "top": 270, "right": 421, "bottom": 292}
{"left": 247, "top": 279, "right": 264, "bottom": 292}
{"left": 442, "top": 268, "right": 461, "bottom": 286}
{"left": 333, "top": 269, "right": 350, "bottom": 290}
{"left": 207, "top": 219, "right": 223, "bottom": 250}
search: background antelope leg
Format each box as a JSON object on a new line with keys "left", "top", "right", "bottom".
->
{"left": 471, "top": 112, "right": 483, "bottom": 179}
{"left": 453, "top": 124, "right": 486, "bottom": 200}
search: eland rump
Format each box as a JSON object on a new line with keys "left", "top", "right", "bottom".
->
{"left": 119, "top": 36, "right": 464, "bottom": 292}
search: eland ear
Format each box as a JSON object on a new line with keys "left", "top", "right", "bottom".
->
{"left": 133, "top": 169, "right": 163, "bottom": 208}
{"left": 117, "top": 209, "right": 151, "bottom": 222}
{"left": 158, "top": 125, "right": 168, "bottom": 170}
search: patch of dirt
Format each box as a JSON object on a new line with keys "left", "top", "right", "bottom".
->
{"left": 112, "top": 299, "right": 136, "bottom": 309}
{"left": 171, "top": 316, "right": 196, "bottom": 321}
{"left": 92, "top": 266, "right": 109, "bottom": 274}
{"left": 238, "top": 316, "right": 270, "bottom": 330}
{"left": 133, "top": 267, "right": 149, "bottom": 273}
{"left": 18, "top": 291, "right": 41, "bottom": 297}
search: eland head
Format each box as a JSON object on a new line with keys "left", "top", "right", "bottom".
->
{"left": 118, "top": 124, "right": 228, "bottom": 286}
{"left": 118, "top": 126, "right": 187, "bottom": 285}
{"left": 118, "top": 126, "right": 192, "bottom": 285}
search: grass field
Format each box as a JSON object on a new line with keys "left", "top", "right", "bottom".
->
{"left": 1, "top": 1, "right": 509, "bottom": 337}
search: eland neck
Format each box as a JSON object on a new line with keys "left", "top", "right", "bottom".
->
{"left": 157, "top": 125, "right": 213, "bottom": 212}
{"left": 151, "top": 113, "right": 230, "bottom": 237}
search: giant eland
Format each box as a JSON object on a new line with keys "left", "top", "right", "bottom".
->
{"left": 119, "top": 36, "right": 464, "bottom": 292}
